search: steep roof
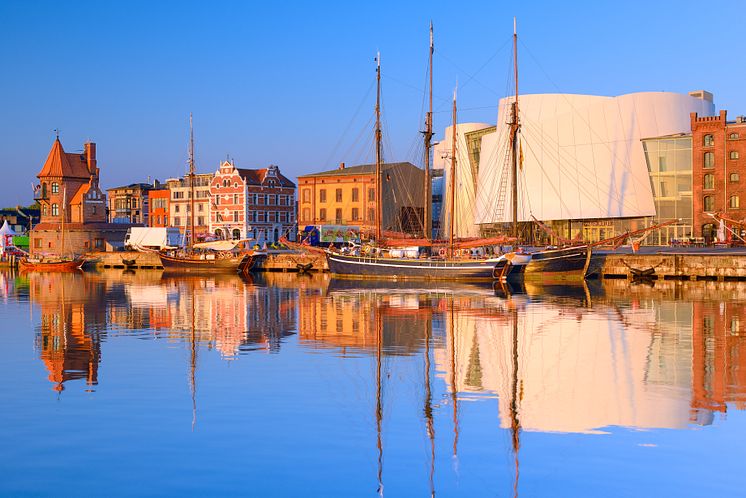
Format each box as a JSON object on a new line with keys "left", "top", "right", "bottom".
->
{"left": 37, "top": 138, "right": 91, "bottom": 180}
{"left": 69, "top": 182, "right": 91, "bottom": 206}
{"left": 298, "top": 162, "right": 418, "bottom": 178}
{"left": 236, "top": 168, "right": 296, "bottom": 188}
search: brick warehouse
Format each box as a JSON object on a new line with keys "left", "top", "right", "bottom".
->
{"left": 692, "top": 110, "right": 746, "bottom": 242}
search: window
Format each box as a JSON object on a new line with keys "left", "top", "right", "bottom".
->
{"left": 174, "top": 216, "right": 181, "bottom": 226}
{"left": 730, "top": 133, "right": 739, "bottom": 140}
{"left": 233, "top": 211, "right": 240, "bottom": 222}
{"left": 335, "top": 208, "right": 342, "bottom": 223}
{"left": 352, "top": 207, "right": 359, "bottom": 221}
{"left": 197, "top": 216, "right": 205, "bottom": 226}
{"left": 730, "top": 195, "right": 740, "bottom": 209}
{"left": 268, "top": 195, "right": 276, "bottom": 205}
{"left": 368, "top": 208, "right": 375, "bottom": 222}
{"left": 175, "top": 205, "right": 180, "bottom": 213}
{"left": 34, "top": 238, "right": 42, "bottom": 248}
{"left": 234, "top": 194, "right": 239, "bottom": 204}
{"left": 51, "top": 203, "right": 59, "bottom": 216}
{"left": 302, "top": 208, "right": 310, "bottom": 221}
{"left": 319, "top": 208, "right": 327, "bottom": 221}
{"left": 51, "top": 182, "right": 59, "bottom": 194}
{"left": 352, "top": 188, "right": 359, "bottom": 202}
{"left": 232, "top": 229, "right": 241, "bottom": 240}
{"left": 335, "top": 189, "right": 342, "bottom": 202}
{"left": 302, "top": 189, "right": 311, "bottom": 203}
{"left": 731, "top": 173, "right": 740, "bottom": 182}
{"left": 198, "top": 204, "right": 204, "bottom": 212}
{"left": 173, "top": 191, "right": 184, "bottom": 199}
{"left": 704, "top": 195, "right": 714, "bottom": 212}
{"left": 215, "top": 196, "right": 220, "bottom": 206}
{"left": 704, "top": 174, "right": 714, "bottom": 190}
{"left": 319, "top": 189, "right": 327, "bottom": 202}
{"left": 258, "top": 194, "right": 265, "bottom": 205}
{"left": 704, "top": 134, "right": 714, "bottom": 146}
{"left": 257, "top": 212, "right": 265, "bottom": 222}
{"left": 730, "top": 151, "right": 740, "bottom": 160}
{"left": 42, "top": 205, "right": 47, "bottom": 216}
{"left": 368, "top": 188, "right": 375, "bottom": 201}
{"left": 704, "top": 152, "right": 715, "bottom": 169}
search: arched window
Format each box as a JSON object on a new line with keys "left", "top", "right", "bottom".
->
{"left": 702, "top": 223, "right": 715, "bottom": 240}
{"left": 730, "top": 151, "right": 740, "bottom": 160}
{"left": 232, "top": 229, "right": 240, "bottom": 240}
{"left": 51, "top": 182, "right": 59, "bottom": 194}
{"left": 730, "top": 195, "right": 740, "bottom": 209}
{"left": 730, "top": 133, "right": 739, "bottom": 140}
{"left": 704, "top": 174, "right": 714, "bottom": 190}
{"left": 704, "top": 134, "right": 714, "bottom": 146}
{"left": 51, "top": 203, "right": 59, "bottom": 216}
{"left": 731, "top": 173, "right": 740, "bottom": 182}
{"left": 704, "top": 152, "right": 715, "bottom": 169}
{"left": 703, "top": 195, "right": 714, "bottom": 212}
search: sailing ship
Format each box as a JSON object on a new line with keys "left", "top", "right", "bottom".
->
{"left": 157, "top": 115, "right": 259, "bottom": 274}
{"left": 19, "top": 186, "right": 85, "bottom": 272}
{"left": 325, "top": 27, "right": 529, "bottom": 281}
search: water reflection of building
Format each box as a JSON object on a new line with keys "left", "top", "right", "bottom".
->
{"left": 29, "top": 272, "right": 106, "bottom": 392}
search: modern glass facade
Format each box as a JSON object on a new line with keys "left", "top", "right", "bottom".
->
{"left": 642, "top": 136, "right": 693, "bottom": 245}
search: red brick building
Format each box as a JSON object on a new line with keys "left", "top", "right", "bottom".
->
{"left": 148, "top": 189, "right": 170, "bottom": 227}
{"left": 692, "top": 110, "right": 746, "bottom": 241}
{"left": 30, "top": 138, "right": 128, "bottom": 255}
{"left": 209, "top": 161, "right": 296, "bottom": 243}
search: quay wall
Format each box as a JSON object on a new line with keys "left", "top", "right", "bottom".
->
{"left": 598, "top": 252, "right": 746, "bottom": 280}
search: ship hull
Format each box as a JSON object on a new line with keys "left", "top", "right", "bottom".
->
{"left": 325, "top": 252, "right": 522, "bottom": 281}
{"left": 524, "top": 246, "right": 591, "bottom": 280}
{"left": 158, "top": 252, "right": 251, "bottom": 274}
{"left": 18, "top": 257, "right": 85, "bottom": 272}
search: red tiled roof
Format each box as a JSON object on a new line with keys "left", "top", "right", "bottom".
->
{"left": 37, "top": 138, "right": 91, "bottom": 180}
{"left": 236, "top": 167, "right": 295, "bottom": 188}
{"left": 69, "top": 182, "right": 91, "bottom": 206}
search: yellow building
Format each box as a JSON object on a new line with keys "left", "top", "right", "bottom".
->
{"left": 297, "top": 162, "right": 425, "bottom": 236}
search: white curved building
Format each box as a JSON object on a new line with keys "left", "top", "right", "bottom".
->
{"left": 460, "top": 91, "right": 716, "bottom": 235}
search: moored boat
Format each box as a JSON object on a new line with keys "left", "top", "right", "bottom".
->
{"left": 18, "top": 255, "right": 85, "bottom": 272}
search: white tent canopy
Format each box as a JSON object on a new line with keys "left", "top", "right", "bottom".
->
{"left": 0, "top": 220, "right": 17, "bottom": 252}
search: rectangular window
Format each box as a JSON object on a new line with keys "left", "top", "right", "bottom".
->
{"left": 258, "top": 194, "right": 265, "bottom": 205}
{"left": 258, "top": 212, "right": 265, "bottom": 222}
{"left": 174, "top": 216, "right": 181, "bottom": 226}
{"left": 352, "top": 207, "right": 359, "bottom": 221}
{"left": 233, "top": 211, "right": 239, "bottom": 222}
{"left": 198, "top": 203, "right": 204, "bottom": 212}
{"left": 234, "top": 194, "right": 239, "bottom": 204}
{"left": 368, "top": 208, "right": 375, "bottom": 222}
{"left": 302, "top": 189, "right": 311, "bottom": 203}
{"left": 368, "top": 188, "right": 375, "bottom": 201}
{"left": 335, "top": 208, "right": 342, "bottom": 223}
{"left": 352, "top": 188, "right": 359, "bottom": 202}
{"left": 320, "top": 189, "right": 327, "bottom": 202}
{"left": 704, "top": 152, "right": 715, "bottom": 169}
{"left": 34, "top": 238, "right": 41, "bottom": 248}
{"left": 197, "top": 216, "right": 205, "bottom": 226}
{"left": 175, "top": 205, "right": 180, "bottom": 213}
{"left": 335, "top": 189, "right": 342, "bottom": 202}
{"left": 268, "top": 195, "right": 276, "bottom": 205}
{"left": 319, "top": 208, "right": 327, "bottom": 221}
{"left": 302, "top": 208, "right": 310, "bottom": 221}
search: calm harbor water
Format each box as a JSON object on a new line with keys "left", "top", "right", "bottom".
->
{"left": 1, "top": 270, "right": 745, "bottom": 497}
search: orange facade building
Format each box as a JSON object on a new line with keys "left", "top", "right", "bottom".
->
{"left": 148, "top": 189, "right": 170, "bottom": 227}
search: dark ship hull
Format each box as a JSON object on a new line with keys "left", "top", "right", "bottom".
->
{"left": 524, "top": 245, "right": 592, "bottom": 280}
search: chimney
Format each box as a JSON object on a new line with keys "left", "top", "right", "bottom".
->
{"left": 84, "top": 142, "right": 98, "bottom": 176}
{"left": 339, "top": 162, "right": 345, "bottom": 170}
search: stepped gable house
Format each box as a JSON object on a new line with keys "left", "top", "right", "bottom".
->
{"left": 30, "top": 138, "right": 129, "bottom": 255}
{"left": 209, "top": 161, "right": 296, "bottom": 243}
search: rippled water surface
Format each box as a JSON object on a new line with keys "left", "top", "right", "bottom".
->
{"left": 1, "top": 270, "right": 745, "bottom": 496}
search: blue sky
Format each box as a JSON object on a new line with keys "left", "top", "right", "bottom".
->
{"left": 1, "top": 0, "right": 744, "bottom": 206}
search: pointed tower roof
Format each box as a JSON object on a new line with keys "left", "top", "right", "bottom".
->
{"left": 37, "top": 138, "right": 91, "bottom": 180}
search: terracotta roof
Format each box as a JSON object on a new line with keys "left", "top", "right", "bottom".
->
{"left": 37, "top": 138, "right": 91, "bottom": 180}
{"left": 236, "top": 168, "right": 296, "bottom": 188}
{"left": 32, "top": 222, "right": 133, "bottom": 231}
{"left": 298, "top": 162, "right": 418, "bottom": 178}
{"left": 69, "top": 182, "right": 91, "bottom": 206}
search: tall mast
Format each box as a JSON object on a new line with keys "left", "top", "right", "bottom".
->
{"left": 375, "top": 53, "right": 383, "bottom": 242}
{"left": 448, "top": 86, "right": 457, "bottom": 257}
{"left": 422, "top": 22, "right": 434, "bottom": 240}
{"left": 375, "top": 306, "right": 384, "bottom": 496}
{"left": 188, "top": 113, "right": 196, "bottom": 250}
{"left": 510, "top": 18, "right": 520, "bottom": 239}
